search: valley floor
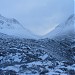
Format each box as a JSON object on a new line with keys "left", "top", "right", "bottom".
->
{"left": 0, "top": 38, "right": 75, "bottom": 75}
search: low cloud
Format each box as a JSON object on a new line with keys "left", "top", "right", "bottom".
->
{"left": 0, "top": 0, "right": 74, "bottom": 35}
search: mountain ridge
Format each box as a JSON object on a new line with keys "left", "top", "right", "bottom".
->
{"left": 0, "top": 14, "right": 38, "bottom": 39}
{"left": 43, "top": 14, "right": 75, "bottom": 40}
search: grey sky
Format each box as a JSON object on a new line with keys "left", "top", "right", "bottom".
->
{"left": 0, "top": 0, "right": 74, "bottom": 35}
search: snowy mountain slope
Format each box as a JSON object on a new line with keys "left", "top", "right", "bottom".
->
{"left": 41, "top": 15, "right": 75, "bottom": 62}
{"left": 0, "top": 14, "right": 38, "bottom": 39}
{"left": 44, "top": 14, "right": 75, "bottom": 40}
{"left": 0, "top": 32, "right": 10, "bottom": 38}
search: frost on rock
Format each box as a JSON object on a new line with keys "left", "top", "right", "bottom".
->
{"left": 0, "top": 37, "right": 75, "bottom": 75}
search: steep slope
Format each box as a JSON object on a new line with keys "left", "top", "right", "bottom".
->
{"left": 0, "top": 14, "right": 38, "bottom": 39}
{"left": 44, "top": 14, "right": 75, "bottom": 40}
{"left": 42, "top": 15, "right": 75, "bottom": 62}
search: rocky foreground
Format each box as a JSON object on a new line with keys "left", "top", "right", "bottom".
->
{"left": 0, "top": 38, "right": 75, "bottom": 75}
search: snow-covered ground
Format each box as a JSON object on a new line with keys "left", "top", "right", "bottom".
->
{"left": 0, "top": 53, "right": 75, "bottom": 75}
{"left": 0, "top": 38, "right": 75, "bottom": 75}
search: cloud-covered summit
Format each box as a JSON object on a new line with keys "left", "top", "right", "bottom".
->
{"left": 0, "top": 0, "right": 74, "bottom": 35}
